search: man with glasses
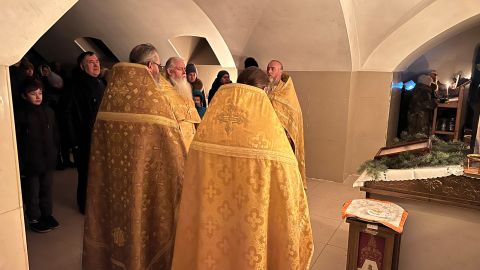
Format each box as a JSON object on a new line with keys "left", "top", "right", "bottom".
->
{"left": 128, "top": 43, "right": 162, "bottom": 82}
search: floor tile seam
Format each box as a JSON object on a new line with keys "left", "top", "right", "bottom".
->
{"left": 311, "top": 242, "right": 328, "bottom": 267}
{"left": 323, "top": 244, "right": 348, "bottom": 255}
{"left": 306, "top": 188, "right": 361, "bottom": 199}
{"left": 326, "top": 242, "right": 347, "bottom": 251}
{"left": 309, "top": 215, "right": 343, "bottom": 222}
{"left": 309, "top": 212, "right": 344, "bottom": 222}
{"left": 305, "top": 185, "right": 321, "bottom": 194}
{"left": 324, "top": 221, "right": 343, "bottom": 245}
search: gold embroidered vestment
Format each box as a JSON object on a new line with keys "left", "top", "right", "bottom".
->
{"left": 268, "top": 75, "right": 306, "bottom": 186}
{"left": 172, "top": 83, "right": 314, "bottom": 270}
{"left": 159, "top": 75, "right": 201, "bottom": 149}
{"left": 83, "top": 63, "right": 188, "bottom": 270}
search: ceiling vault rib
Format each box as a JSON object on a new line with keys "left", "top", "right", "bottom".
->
{"left": 339, "top": 0, "right": 359, "bottom": 71}
{"left": 361, "top": 0, "right": 436, "bottom": 71}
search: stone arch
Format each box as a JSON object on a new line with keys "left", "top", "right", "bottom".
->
{"left": 362, "top": 1, "right": 480, "bottom": 72}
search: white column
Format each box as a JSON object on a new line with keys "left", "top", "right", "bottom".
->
{"left": 0, "top": 66, "right": 29, "bottom": 270}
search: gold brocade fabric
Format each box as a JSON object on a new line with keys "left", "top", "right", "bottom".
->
{"left": 159, "top": 75, "right": 201, "bottom": 149}
{"left": 268, "top": 75, "right": 306, "bottom": 186}
{"left": 172, "top": 83, "right": 314, "bottom": 270}
{"left": 83, "top": 63, "right": 187, "bottom": 270}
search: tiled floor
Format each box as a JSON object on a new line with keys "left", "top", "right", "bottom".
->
{"left": 307, "top": 175, "right": 364, "bottom": 269}
{"left": 26, "top": 169, "right": 364, "bottom": 270}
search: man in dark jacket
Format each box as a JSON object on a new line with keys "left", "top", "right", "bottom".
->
{"left": 66, "top": 51, "right": 105, "bottom": 214}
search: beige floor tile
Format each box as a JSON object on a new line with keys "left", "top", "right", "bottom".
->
{"left": 309, "top": 180, "right": 364, "bottom": 201}
{"left": 309, "top": 241, "right": 326, "bottom": 269}
{"left": 308, "top": 198, "right": 342, "bottom": 220}
{"left": 306, "top": 178, "right": 322, "bottom": 194}
{"left": 343, "top": 174, "right": 360, "bottom": 186}
{"left": 26, "top": 170, "right": 359, "bottom": 269}
{"left": 307, "top": 179, "right": 364, "bottom": 220}
{"left": 328, "top": 222, "right": 349, "bottom": 249}
{"left": 310, "top": 214, "right": 341, "bottom": 262}
{"left": 310, "top": 244, "right": 347, "bottom": 270}
{"left": 26, "top": 169, "right": 84, "bottom": 270}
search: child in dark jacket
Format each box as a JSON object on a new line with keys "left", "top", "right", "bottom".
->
{"left": 192, "top": 90, "right": 206, "bottom": 118}
{"left": 15, "top": 79, "right": 59, "bottom": 233}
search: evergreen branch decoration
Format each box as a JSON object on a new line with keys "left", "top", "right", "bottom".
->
{"left": 358, "top": 133, "right": 467, "bottom": 179}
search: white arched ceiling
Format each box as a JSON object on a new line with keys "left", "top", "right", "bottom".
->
{"left": 244, "top": 0, "right": 352, "bottom": 71}
{"left": 194, "top": 0, "right": 480, "bottom": 72}
{"left": 363, "top": 0, "right": 480, "bottom": 71}
{"left": 349, "top": 0, "right": 436, "bottom": 67}
{"left": 0, "top": 0, "right": 77, "bottom": 66}
{"left": 27, "top": 0, "right": 480, "bottom": 72}
{"left": 396, "top": 14, "right": 480, "bottom": 71}
{"left": 194, "top": 0, "right": 352, "bottom": 71}
{"left": 193, "top": 0, "right": 271, "bottom": 65}
{"left": 34, "top": 0, "right": 235, "bottom": 67}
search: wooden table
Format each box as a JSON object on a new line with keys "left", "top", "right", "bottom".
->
{"left": 361, "top": 175, "right": 480, "bottom": 210}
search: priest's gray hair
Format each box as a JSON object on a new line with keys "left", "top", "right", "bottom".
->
{"left": 165, "top": 57, "right": 183, "bottom": 69}
{"left": 129, "top": 43, "right": 158, "bottom": 65}
{"left": 165, "top": 57, "right": 184, "bottom": 79}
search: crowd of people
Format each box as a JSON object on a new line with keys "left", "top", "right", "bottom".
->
{"left": 11, "top": 52, "right": 106, "bottom": 232}
{"left": 11, "top": 43, "right": 312, "bottom": 269}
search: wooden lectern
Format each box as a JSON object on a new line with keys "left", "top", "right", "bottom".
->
{"left": 346, "top": 217, "right": 402, "bottom": 270}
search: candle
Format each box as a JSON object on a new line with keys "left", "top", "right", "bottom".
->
{"left": 446, "top": 83, "right": 450, "bottom": 98}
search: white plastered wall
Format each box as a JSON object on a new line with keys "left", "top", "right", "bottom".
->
{"left": 0, "top": 66, "right": 29, "bottom": 270}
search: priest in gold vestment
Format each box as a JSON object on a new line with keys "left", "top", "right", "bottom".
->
{"left": 160, "top": 74, "right": 200, "bottom": 149}
{"left": 83, "top": 59, "right": 190, "bottom": 269}
{"left": 267, "top": 60, "right": 306, "bottom": 186}
{"left": 172, "top": 67, "right": 314, "bottom": 270}
{"left": 164, "top": 57, "right": 201, "bottom": 149}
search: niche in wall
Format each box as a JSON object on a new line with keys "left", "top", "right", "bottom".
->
{"left": 74, "top": 37, "right": 119, "bottom": 68}
{"left": 169, "top": 36, "right": 219, "bottom": 65}
{"left": 387, "top": 22, "right": 480, "bottom": 144}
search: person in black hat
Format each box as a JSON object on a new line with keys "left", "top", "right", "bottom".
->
{"left": 207, "top": 70, "right": 231, "bottom": 105}
{"left": 186, "top": 63, "right": 206, "bottom": 107}
{"left": 244, "top": 57, "right": 259, "bottom": 69}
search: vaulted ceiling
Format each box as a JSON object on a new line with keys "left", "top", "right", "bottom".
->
{"left": 2, "top": 0, "right": 480, "bottom": 71}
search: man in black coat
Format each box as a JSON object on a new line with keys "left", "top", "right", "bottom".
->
{"left": 66, "top": 51, "right": 105, "bottom": 214}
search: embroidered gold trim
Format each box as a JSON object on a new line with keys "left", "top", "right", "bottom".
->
{"left": 97, "top": 112, "right": 178, "bottom": 128}
{"left": 221, "top": 83, "right": 267, "bottom": 95}
{"left": 191, "top": 141, "right": 298, "bottom": 165}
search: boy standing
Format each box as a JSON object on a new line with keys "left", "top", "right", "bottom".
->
{"left": 15, "top": 79, "right": 59, "bottom": 233}
{"left": 192, "top": 90, "right": 206, "bottom": 118}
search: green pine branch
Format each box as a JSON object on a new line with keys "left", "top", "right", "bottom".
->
{"left": 358, "top": 134, "right": 467, "bottom": 179}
